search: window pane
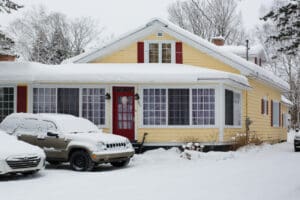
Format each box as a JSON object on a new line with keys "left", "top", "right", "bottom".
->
{"left": 143, "top": 88, "right": 166, "bottom": 125}
{"left": 0, "top": 87, "right": 14, "bottom": 122}
{"left": 273, "top": 102, "right": 279, "bottom": 126}
{"left": 162, "top": 43, "right": 171, "bottom": 63}
{"left": 57, "top": 88, "right": 79, "bottom": 116}
{"left": 149, "top": 43, "right": 159, "bottom": 63}
{"left": 233, "top": 93, "right": 241, "bottom": 126}
{"left": 82, "top": 88, "right": 105, "bottom": 125}
{"left": 33, "top": 88, "right": 56, "bottom": 114}
{"left": 225, "top": 89, "right": 234, "bottom": 125}
{"left": 192, "top": 89, "right": 215, "bottom": 125}
{"left": 168, "top": 89, "right": 189, "bottom": 125}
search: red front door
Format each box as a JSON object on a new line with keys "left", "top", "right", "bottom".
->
{"left": 113, "top": 87, "right": 135, "bottom": 141}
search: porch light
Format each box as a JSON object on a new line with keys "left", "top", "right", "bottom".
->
{"left": 105, "top": 93, "right": 111, "bottom": 100}
{"left": 134, "top": 93, "right": 140, "bottom": 100}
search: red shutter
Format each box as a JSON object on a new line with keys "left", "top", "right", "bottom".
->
{"left": 137, "top": 42, "right": 144, "bottom": 63}
{"left": 17, "top": 86, "right": 27, "bottom": 113}
{"left": 176, "top": 42, "right": 183, "bottom": 64}
{"left": 261, "top": 99, "right": 264, "bottom": 114}
{"left": 270, "top": 100, "right": 273, "bottom": 127}
{"left": 266, "top": 100, "right": 269, "bottom": 115}
{"left": 279, "top": 103, "right": 281, "bottom": 127}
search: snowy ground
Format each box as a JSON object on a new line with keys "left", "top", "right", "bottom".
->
{"left": 1, "top": 142, "right": 299, "bottom": 200}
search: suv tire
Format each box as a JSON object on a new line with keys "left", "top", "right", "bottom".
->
{"left": 111, "top": 159, "right": 130, "bottom": 168}
{"left": 70, "top": 151, "right": 94, "bottom": 171}
{"left": 48, "top": 161, "right": 61, "bottom": 166}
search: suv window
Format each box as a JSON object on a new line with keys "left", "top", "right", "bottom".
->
{"left": 0, "top": 117, "right": 22, "bottom": 134}
{"left": 17, "top": 118, "right": 40, "bottom": 136}
{"left": 40, "top": 120, "right": 58, "bottom": 133}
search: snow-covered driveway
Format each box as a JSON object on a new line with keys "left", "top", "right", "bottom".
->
{"left": 1, "top": 142, "right": 299, "bottom": 200}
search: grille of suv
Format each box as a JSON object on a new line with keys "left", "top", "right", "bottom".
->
{"left": 106, "top": 143, "right": 126, "bottom": 149}
{"left": 6, "top": 156, "right": 41, "bottom": 169}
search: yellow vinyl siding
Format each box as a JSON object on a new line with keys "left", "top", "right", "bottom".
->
{"left": 246, "top": 78, "right": 286, "bottom": 143}
{"left": 91, "top": 42, "right": 137, "bottom": 63}
{"left": 137, "top": 128, "right": 219, "bottom": 143}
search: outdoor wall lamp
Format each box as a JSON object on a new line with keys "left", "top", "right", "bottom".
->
{"left": 105, "top": 93, "right": 111, "bottom": 100}
{"left": 134, "top": 93, "right": 140, "bottom": 100}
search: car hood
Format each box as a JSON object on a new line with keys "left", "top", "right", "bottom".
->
{"left": 64, "top": 132, "right": 129, "bottom": 144}
{"left": 0, "top": 131, "right": 45, "bottom": 159}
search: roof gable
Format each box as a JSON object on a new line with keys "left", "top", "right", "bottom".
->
{"left": 63, "top": 18, "right": 289, "bottom": 92}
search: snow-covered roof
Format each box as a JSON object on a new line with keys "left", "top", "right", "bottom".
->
{"left": 0, "top": 61, "right": 249, "bottom": 87}
{"left": 63, "top": 18, "right": 289, "bottom": 92}
{"left": 219, "top": 45, "right": 267, "bottom": 60}
{"left": 281, "top": 95, "right": 293, "bottom": 106}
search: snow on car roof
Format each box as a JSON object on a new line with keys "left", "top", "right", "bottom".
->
{"left": 0, "top": 61, "right": 250, "bottom": 87}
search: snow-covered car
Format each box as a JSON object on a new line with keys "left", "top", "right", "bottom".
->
{"left": 0, "top": 130, "right": 45, "bottom": 176}
{"left": 294, "top": 130, "right": 300, "bottom": 152}
{"left": 0, "top": 113, "right": 135, "bottom": 171}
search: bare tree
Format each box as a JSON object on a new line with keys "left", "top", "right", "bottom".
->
{"left": 168, "top": 0, "right": 247, "bottom": 45}
{"left": 7, "top": 6, "right": 104, "bottom": 64}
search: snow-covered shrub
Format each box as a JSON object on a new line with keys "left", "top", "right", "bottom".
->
{"left": 180, "top": 142, "right": 204, "bottom": 152}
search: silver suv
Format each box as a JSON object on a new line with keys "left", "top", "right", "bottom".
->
{"left": 0, "top": 113, "right": 134, "bottom": 171}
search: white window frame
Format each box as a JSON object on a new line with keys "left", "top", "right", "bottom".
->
{"left": 0, "top": 85, "right": 17, "bottom": 122}
{"left": 224, "top": 87, "right": 242, "bottom": 128}
{"left": 30, "top": 85, "right": 108, "bottom": 128}
{"left": 272, "top": 100, "right": 280, "bottom": 127}
{"left": 144, "top": 40, "right": 175, "bottom": 63}
{"left": 140, "top": 85, "right": 218, "bottom": 128}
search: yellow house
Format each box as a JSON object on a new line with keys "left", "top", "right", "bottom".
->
{"left": 0, "top": 18, "right": 291, "bottom": 147}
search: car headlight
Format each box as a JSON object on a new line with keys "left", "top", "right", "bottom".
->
{"left": 96, "top": 142, "right": 106, "bottom": 151}
{"left": 125, "top": 140, "right": 133, "bottom": 149}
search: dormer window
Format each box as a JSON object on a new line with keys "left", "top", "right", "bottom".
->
{"left": 145, "top": 41, "right": 175, "bottom": 63}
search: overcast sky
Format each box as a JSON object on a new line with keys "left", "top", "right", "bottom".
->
{"left": 1, "top": 0, "right": 274, "bottom": 37}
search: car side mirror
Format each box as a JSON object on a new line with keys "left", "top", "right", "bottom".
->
{"left": 47, "top": 132, "right": 59, "bottom": 138}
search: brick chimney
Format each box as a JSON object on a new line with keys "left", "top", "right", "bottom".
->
{"left": 0, "top": 54, "right": 16, "bottom": 61}
{"left": 211, "top": 36, "right": 225, "bottom": 46}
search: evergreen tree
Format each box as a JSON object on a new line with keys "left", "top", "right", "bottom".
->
{"left": 262, "top": 0, "right": 300, "bottom": 55}
{"left": 48, "top": 27, "right": 71, "bottom": 64}
{"left": 0, "top": 0, "right": 22, "bottom": 56}
{"left": 30, "top": 30, "right": 50, "bottom": 64}
{"left": 0, "top": 31, "right": 15, "bottom": 56}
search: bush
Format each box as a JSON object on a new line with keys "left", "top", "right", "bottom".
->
{"left": 231, "top": 132, "right": 262, "bottom": 150}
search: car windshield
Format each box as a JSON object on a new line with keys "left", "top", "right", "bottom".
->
{"left": 57, "top": 118, "right": 99, "bottom": 134}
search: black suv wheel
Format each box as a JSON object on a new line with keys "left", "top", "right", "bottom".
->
{"left": 111, "top": 159, "right": 130, "bottom": 167}
{"left": 70, "top": 151, "right": 94, "bottom": 171}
